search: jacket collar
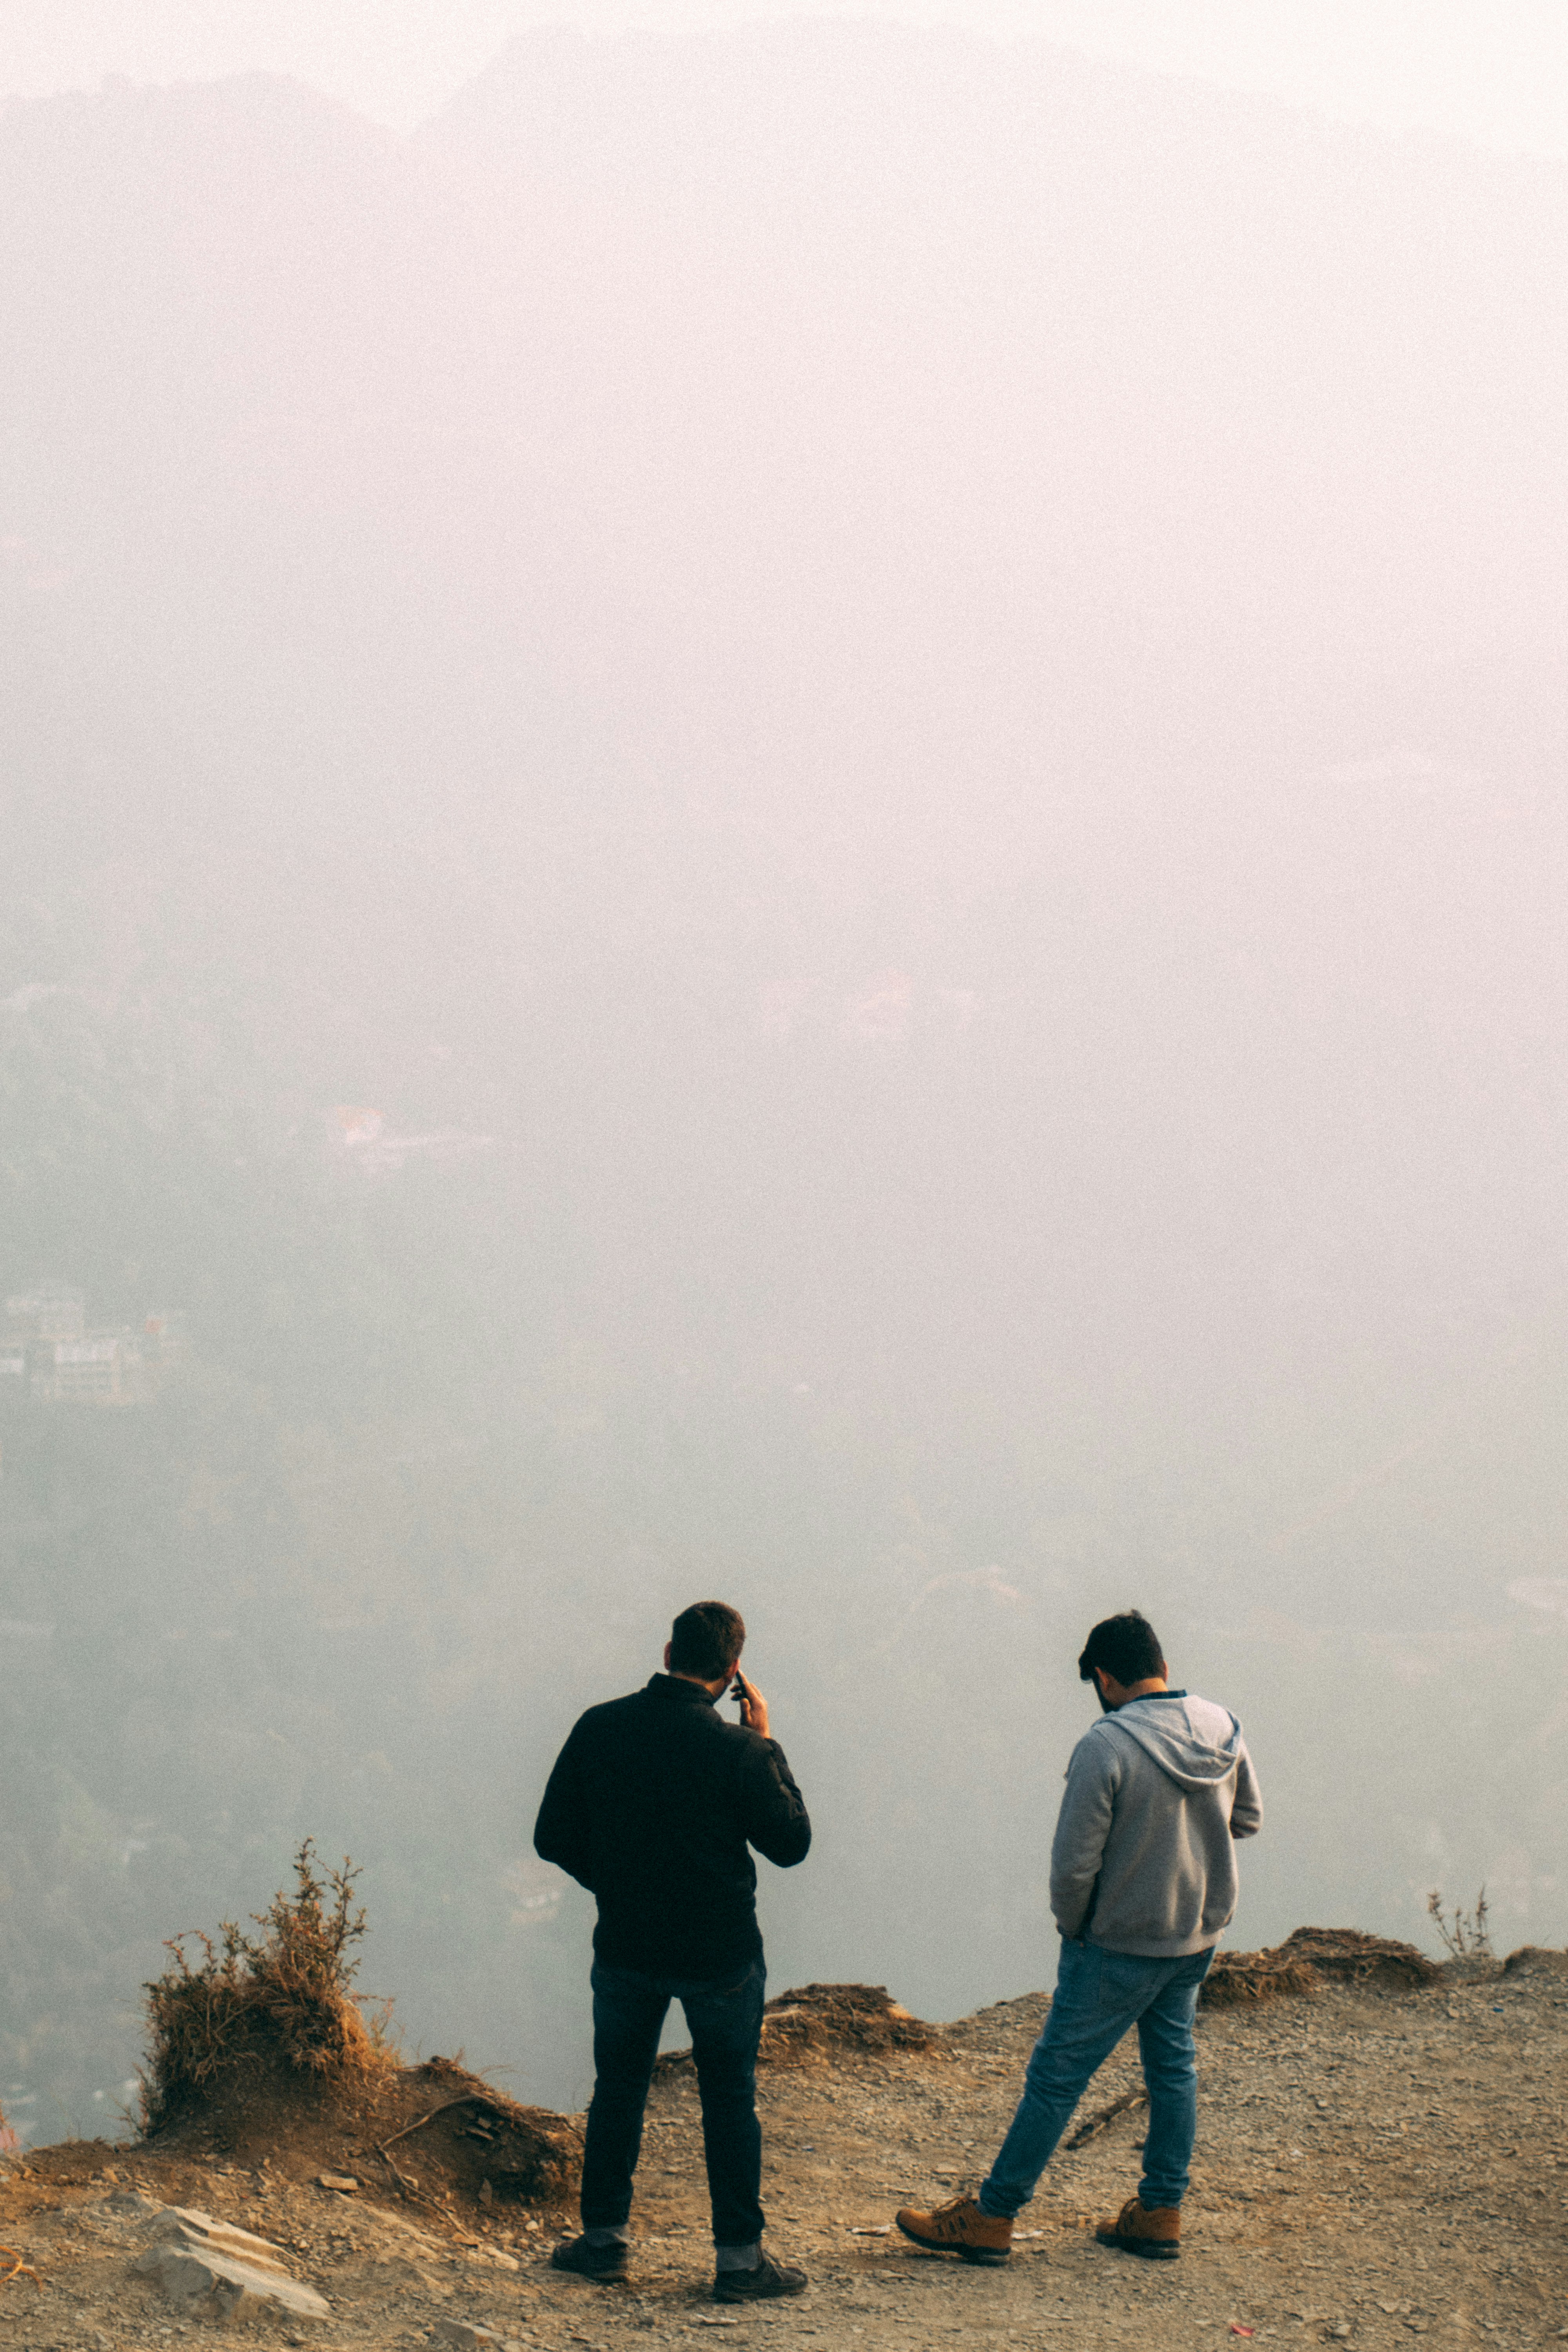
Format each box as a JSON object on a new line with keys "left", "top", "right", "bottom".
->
{"left": 648, "top": 1672, "right": 719, "bottom": 1708}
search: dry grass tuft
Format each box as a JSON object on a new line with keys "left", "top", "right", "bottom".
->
{"left": 1201, "top": 1948, "right": 1323, "bottom": 2008}
{"left": 1427, "top": 1887, "right": 1494, "bottom": 1962}
{"left": 140, "top": 1841, "right": 388, "bottom": 2135}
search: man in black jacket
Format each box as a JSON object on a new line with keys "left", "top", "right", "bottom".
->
{"left": 534, "top": 1601, "right": 812, "bottom": 2302}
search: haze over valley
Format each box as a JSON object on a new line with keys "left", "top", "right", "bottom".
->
{"left": 2, "top": 19, "right": 1567, "bottom": 2138}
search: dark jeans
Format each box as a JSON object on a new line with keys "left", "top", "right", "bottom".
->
{"left": 580, "top": 1955, "right": 767, "bottom": 2248}
{"left": 978, "top": 1939, "right": 1215, "bottom": 2218}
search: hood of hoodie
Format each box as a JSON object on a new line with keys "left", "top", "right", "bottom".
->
{"left": 1100, "top": 1693, "right": 1243, "bottom": 1791}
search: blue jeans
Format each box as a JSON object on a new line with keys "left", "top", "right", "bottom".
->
{"left": 978, "top": 1939, "right": 1215, "bottom": 2218}
{"left": 580, "top": 1956, "right": 767, "bottom": 2248}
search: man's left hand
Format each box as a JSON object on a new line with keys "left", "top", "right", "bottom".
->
{"left": 731, "top": 1670, "right": 771, "bottom": 1740}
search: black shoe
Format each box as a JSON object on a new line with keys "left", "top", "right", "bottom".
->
{"left": 712, "top": 2251, "right": 808, "bottom": 2303}
{"left": 551, "top": 2233, "right": 629, "bottom": 2280}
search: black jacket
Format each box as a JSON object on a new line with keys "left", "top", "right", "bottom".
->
{"left": 534, "top": 1674, "right": 811, "bottom": 1978}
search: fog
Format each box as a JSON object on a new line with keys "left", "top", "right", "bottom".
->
{"left": 3, "top": 19, "right": 1567, "bottom": 2141}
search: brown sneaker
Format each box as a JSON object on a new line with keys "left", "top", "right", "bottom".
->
{"left": 550, "top": 2232, "right": 630, "bottom": 2280}
{"left": 712, "top": 2251, "right": 808, "bottom": 2303}
{"left": 895, "top": 2194, "right": 1013, "bottom": 2265}
{"left": 1094, "top": 2197, "right": 1181, "bottom": 2261}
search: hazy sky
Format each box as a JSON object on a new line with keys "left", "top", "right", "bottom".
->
{"left": 3, "top": 0, "right": 1568, "bottom": 152}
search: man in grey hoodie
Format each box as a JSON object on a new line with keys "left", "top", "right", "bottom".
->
{"left": 896, "top": 1610, "right": 1261, "bottom": 2266}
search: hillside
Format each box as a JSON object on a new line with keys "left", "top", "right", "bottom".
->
{"left": 4, "top": 1951, "right": 1564, "bottom": 2346}
{"left": 5, "top": 15, "right": 1568, "bottom": 2140}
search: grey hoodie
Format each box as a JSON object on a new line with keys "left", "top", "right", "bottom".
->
{"left": 1049, "top": 1692, "right": 1263, "bottom": 1958}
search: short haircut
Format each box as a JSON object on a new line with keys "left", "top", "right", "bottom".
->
{"left": 1078, "top": 1610, "right": 1165, "bottom": 1688}
{"left": 670, "top": 1601, "right": 746, "bottom": 1681}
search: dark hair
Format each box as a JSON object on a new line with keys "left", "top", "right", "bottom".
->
{"left": 670, "top": 1601, "right": 746, "bottom": 1681}
{"left": 1078, "top": 1610, "right": 1165, "bottom": 1688}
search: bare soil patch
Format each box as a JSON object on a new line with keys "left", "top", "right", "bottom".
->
{"left": 139, "top": 2051, "right": 579, "bottom": 2220}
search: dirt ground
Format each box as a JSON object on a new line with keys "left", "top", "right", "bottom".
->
{"left": 1, "top": 1956, "right": 1564, "bottom": 2350}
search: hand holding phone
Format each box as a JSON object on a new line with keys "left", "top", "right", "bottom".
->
{"left": 729, "top": 1669, "right": 771, "bottom": 1741}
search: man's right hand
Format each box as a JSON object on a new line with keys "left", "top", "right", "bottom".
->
{"left": 731, "top": 1670, "right": 771, "bottom": 1741}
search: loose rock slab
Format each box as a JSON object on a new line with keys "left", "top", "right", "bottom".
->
{"left": 133, "top": 2205, "right": 330, "bottom": 2327}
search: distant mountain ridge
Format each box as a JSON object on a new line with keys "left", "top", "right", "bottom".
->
{"left": 4, "top": 22, "right": 1567, "bottom": 899}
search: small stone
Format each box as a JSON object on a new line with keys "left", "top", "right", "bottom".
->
{"left": 107, "top": 2187, "right": 165, "bottom": 2217}
{"left": 478, "top": 2178, "right": 494, "bottom": 2206}
{"left": 431, "top": 2323, "right": 501, "bottom": 2349}
{"left": 317, "top": 2173, "right": 359, "bottom": 2194}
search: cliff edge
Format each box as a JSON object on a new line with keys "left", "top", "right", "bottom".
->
{"left": 2, "top": 1946, "right": 1563, "bottom": 2347}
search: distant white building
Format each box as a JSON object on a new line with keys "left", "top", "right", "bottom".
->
{"left": 2, "top": 1287, "right": 183, "bottom": 1406}
{"left": 5, "top": 1286, "right": 85, "bottom": 1341}
{"left": 42, "top": 1331, "right": 143, "bottom": 1405}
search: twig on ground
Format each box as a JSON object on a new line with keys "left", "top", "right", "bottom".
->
{"left": 380, "top": 2095, "right": 500, "bottom": 2154}
{"left": 377, "top": 2094, "right": 508, "bottom": 2220}
{"left": 0, "top": 2247, "right": 42, "bottom": 2288}
{"left": 1063, "top": 2089, "right": 1149, "bottom": 2151}
{"left": 372, "top": 2142, "right": 422, "bottom": 2202}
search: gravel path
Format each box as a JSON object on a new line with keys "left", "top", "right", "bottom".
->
{"left": 1, "top": 1960, "right": 1563, "bottom": 2350}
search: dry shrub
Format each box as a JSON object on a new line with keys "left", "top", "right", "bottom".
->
{"left": 48, "top": 1844, "right": 582, "bottom": 2219}
{"left": 1427, "top": 1887, "right": 1493, "bottom": 1961}
{"left": 1278, "top": 1925, "right": 1440, "bottom": 1991}
{"left": 140, "top": 1841, "right": 386, "bottom": 2134}
{"left": 1201, "top": 1948, "right": 1322, "bottom": 2009}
